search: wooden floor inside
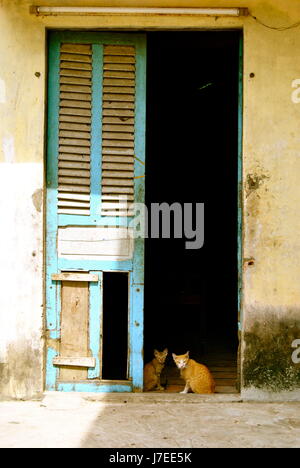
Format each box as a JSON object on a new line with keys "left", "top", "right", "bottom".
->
{"left": 159, "top": 348, "right": 238, "bottom": 394}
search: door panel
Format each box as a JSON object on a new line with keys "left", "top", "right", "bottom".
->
{"left": 46, "top": 32, "right": 146, "bottom": 392}
{"left": 59, "top": 280, "right": 90, "bottom": 381}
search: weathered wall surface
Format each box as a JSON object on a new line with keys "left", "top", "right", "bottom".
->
{"left": 0, "top": 1, "right": 46, "bottom": 399}
{"left": 241, "top": 1, "right": 300, "bottom": 399}
{"left": 0, "top": 164, "right": 44, "bottom": 399}
{"left": 1, "top": 0, "right": 300, "bottom": 399}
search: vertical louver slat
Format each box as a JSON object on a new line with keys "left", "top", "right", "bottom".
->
{"left": 101, "top": 45, "right": 136, "bottom": 217}
{"left": 58, "top": 43, "right": 92, "bottom": 215}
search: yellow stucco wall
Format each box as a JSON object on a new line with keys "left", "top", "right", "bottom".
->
{"left": 1, "top": 0, "right": 300, "bottom": 398}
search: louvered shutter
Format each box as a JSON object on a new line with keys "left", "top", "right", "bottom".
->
{"left": 58, "top": 43, "right": 92, "bottom": 215}
{"left": 101, "top": 45, "right": 136, "bottom": 217}
{"left": 57, "top": 42, "right": 137, "bottom": 218}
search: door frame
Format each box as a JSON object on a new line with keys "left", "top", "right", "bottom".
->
{"left": 44, "top": 29, "right": 244, "bottom": 393}
{"left": 237, "top": 32, "right": 244, "bottom": 382}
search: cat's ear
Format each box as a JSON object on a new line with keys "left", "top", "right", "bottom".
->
{"left": 163, "top": 348, "right": 168, "bottom": 354}
{"left": 154, "top": 349, "right": 159, "bottom": 356}
{"left": 172, "top": 353, "right": 177, "bottom": 360}
{"left": 186, "top": 351, "right": 190, "bottom": 357}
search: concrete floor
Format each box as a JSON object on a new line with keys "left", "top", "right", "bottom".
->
{"left": 0, "top": 392, "right": 300, "bottom": 448}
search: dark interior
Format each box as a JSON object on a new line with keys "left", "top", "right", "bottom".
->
{"left": 144, "top": 32, "right": 240, "bottom": 376}
{"left": 102, "top": 272, "right": 129, "bottom": 380}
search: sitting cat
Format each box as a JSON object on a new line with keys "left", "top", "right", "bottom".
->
{"left": 172, "top": 351, "right": 215, "bottom": 394}
{"left": 144, "top": 348, "right": 168, "bottom": 391}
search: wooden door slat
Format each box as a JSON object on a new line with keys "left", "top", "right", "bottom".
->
{"left": 60, "top": 92, "right": 92, "bottom": 102}
{"left": 61, "top": 84, "right": 92, "bottom": 94}
{"left": 104, "top": 45, "right": 135, "bottom": 56}
{"left": 58, "top": 208, "right": 90, "bottom": 215}
{"left": 59, "top": 153, "right": 90, "bottom": 162}
{"left": 60, "top": 76, "right": 92, "bottom": 86}
{"left": 102, "top": 109, "right": 135, "bottom": 118}
{"left": 103, "top": 63, "right": 135, "bottom": 72}
{"left": 60, "top": 107, "right": 91, "bottom": 117}
{"left": 102, "top": 132, "right": 134, "bottom": 141}
{"left": 59, "top": 114, "right": 91, "bottom": 125}
{"left": 103, "top": 78, "right": 135, "bottom": 87}
{"left": 58, "top": 192, "right": 90, "bottom": 201}
{"left": 102, "top": 178, "right": 133, "bottom": 187}
{"left": 102, "top": 116, "right": 135, "bottom": 125}
{"left": 61, "top": 61, "right": 92, "bottom": 71}
{"left": 59, "top": 145, "right": 90, "bottom": 155}
{"left": 102, "top": 148, "right": 134, "bottom": 156}
{"left": 104, "top": 55, "right": 136, "bottom": 64}
{"left": 104, "top": 86, "right": 135, "bottom": 94}
{"left": 102, "top": 186, "right": 134, "bottom": 194}
{"left": 102, "top": 170, "right": 134, "bottom": 179}
{"left": 102, "top": 162, "right": 134, "bottom": 171}
{"left": 60, "top": 68, "right": 92, "bottom": 78}
{"left": 103, "top": 101, "right": 135, "bottom": 110}
{"left": 103, "top": 93, "right": 135, "bottom": 102}
{"left": 58, "top": 184, "right": 90, "bottom": 194}
{"left": 59, "top": 122, "right": 91, "bottom": 132}
{"left": 102, "top": 124, "right": 134, "bottom": 133}
{"left": 102, "top": 139, "right": 134, "bottom": 148}
{"left": 54, "top": 357, "right": 96, "bottom": 368}
{"left": 59, "top": 169, "right": 90, "bottom": 178}
{"left": 104, "top": 70, "right": 135, "bottom": 79}
{"left": 59, "top": 176, "right": 90, "bottom": 186}
{"left": 60, "top": 99, "right": 92, "bottom": 109}
{"left": 60, "top": 53, "right": 92, "bottom": 63}
{"left": 102, "top": 155, "right": 135, "bottom": 164}
{"left": 59, "top": 161, "right": 90, "bottom": 170}
{"left": 59, "top": 138, "right": 91, "bottom": 147}
{"left": 61, "top": 43, "right": 92, "bottom": 55}
{"left": 59, "top": 130, "right": 91, "bottom": 140}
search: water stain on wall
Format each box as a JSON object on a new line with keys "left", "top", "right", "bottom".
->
{"left": 0, "top": 339, "right": 43, "bottom": 400}
{"left": 246, "top": 172, "right": 270, "bottom": 199}
{"left": 243, "top": 313, "right": 300, "bottom": 392}
{"left": 32, "top": 188, "right": 43, "bottom": 213}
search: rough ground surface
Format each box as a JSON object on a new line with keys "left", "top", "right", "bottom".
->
{"left": 0, "top": 393, "right": 300, "bottom": 448}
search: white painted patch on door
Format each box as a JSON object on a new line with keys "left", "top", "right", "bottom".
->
{"left": 58, "top": 226, "right": 134, "bottom": 261}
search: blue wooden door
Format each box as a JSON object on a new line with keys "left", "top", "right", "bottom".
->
{"left": 46, "top": 32, "right": 146, "bottom": 392}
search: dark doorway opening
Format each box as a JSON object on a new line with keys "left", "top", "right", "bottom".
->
{"left": 144, "top": 32, "right": 240, "bottom": 393}
{"left": 102, "top": 272, "right": 129, "bottom": 381}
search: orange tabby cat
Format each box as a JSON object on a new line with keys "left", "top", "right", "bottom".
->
{"left": 172, "top": 351, "right": 215, "bottom": 394}
{"left": 144, "top": 348, "right": 168, "bottom": 391}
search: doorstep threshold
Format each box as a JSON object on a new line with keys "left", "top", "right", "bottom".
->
{"left": 43, "top": 391, "right": 242, "bottom": 405}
